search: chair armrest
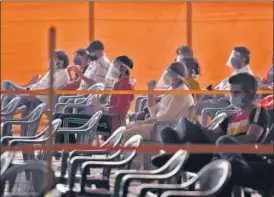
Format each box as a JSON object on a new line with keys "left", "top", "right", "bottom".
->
{"left": 67, "top": 155, "right": 119, "bottom": 188}
{"left": 160, "top": 190, "right": 212, "bottom": 197}
{"left": 56, "top": 128, "right": 91, "bottom": 134}
{"left": 69, "top": 149, "right": 109, "bottom": 159}
{"left": 103, "top": 111, "right": 120, "bottom": 117}
{"left": 63, "top": 104, "right": 87, "bottom": 112}
{"left": 80, "top": 160, "right": 130, "bottom": 191}
{"left": 1, "top": 131, "right": 45, "bottom": 145}
{"left": 139, "top": 183, "right": 189, "bottom": 197}
{"left": 58, "top": 95, "right": 83, "bottom": 103}
{"left": 9, "top": 138, "right": 49, "bottom": 146}
{"left": 2, "top": 120, "right": 32, "bottom": 126}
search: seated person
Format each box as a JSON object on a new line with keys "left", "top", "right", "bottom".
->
{"left": 175, "top": 45, "right": 200, "bottom": 79}
{"left": 53, "top": 55, "right": 134, "bottom": 143}
{"left": 153, "top": 73, "right": 269, "bottom": 172}
{"left": 65, "top": 49, "right": 90, "bottom": 90}
{"left": 195, "top": 46, "right": 253, "bottom": 117}
{"left": 122, "top": 61, "right": 195, "bottom": 143}
{"left": 2, "top": 50, "right": 70, "bottom": 117}
{"left": 134, "top": 58, "right": 200, "bottom": 121}
{"left": 58, "top": 41, "right": 111, "bottom": 108}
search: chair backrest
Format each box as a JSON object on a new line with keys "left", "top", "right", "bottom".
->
{"left": 157, "top": 150, "right": 189, "bottom": 184}
{"left": 194, "top": 159, "right": 231, "bottom": 192}
{"left": 0, "top": 161, "right": 56, "bottom": 197}
{"left": 206, "top": 112, "right": 228, "bottom": 130}
{"left": 77, "top": 110, "right": 103, "bottom": 144}
{"left": 134, "top": 96, "right": 146, "bottom": 112}
{"left": 260, "top": 124, "right": 274, "bottom": 144}
{"left": 1, "top": 97, "right": 21, "bottom": 120}
{"left": 102, "top": 126, "right": 126, "bottom": 147}
{"left": 120, "top": 135, "right": 143, "bottom": 167}
{"left": 22, "top": 103, "right": 46, "bottom": 136}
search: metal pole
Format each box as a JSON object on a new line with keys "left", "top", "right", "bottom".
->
{"left": 186, "top": 0, "right": 192, "bottom": 47}
{"left": 89, "top": 1, "right": 95, "bottom": 42}
{"left": 45, "top": 26, "right": 56, "bottom": 191}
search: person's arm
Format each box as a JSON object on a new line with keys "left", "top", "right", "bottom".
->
{"left": 154, "top": 94, "right": 193, "bottom": 122}
{"left": 234, "top": 107, "right": 268, "bottom": 143}
{"left": 73, "top": 67, "right": 97, "bottom": 86}
{"left": 101, "top": 82, "right": 133, "bottom": 114}
{"left": 63, "top": 78, "right": 81, "bottom": 90}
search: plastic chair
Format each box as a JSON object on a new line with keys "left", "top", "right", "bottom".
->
{"left": 201, "top": 104, "right": 235, "bottom": 126}
{"left": 138, "top": 159, "right": 231, "bottom": 197}
{"left": 1, "top": 119, "right": 62, "bottom": 162}
{"left": 57, "top": 126, "right": 126, "bottom": 182}
{"left": 205, "top": 112, "right": 228, "bottom": 130}
{"left": 56, "top": 135, "right": 143, "bottom": 194}
{"left": 0, "top": 161, "right": 56, "bottom": 197}
{"left": 1, "top": 103, "right": 46, "bottom": 138}
{"left": 1, "top": 96, "right": 21, "bottom": 121}
{"left": 114, "top": 150, "right": 189, "bottom": 197}
{"left": 57, "top": 83, "right": 105, "bottom": 103}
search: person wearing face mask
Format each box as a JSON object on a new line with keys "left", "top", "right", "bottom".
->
{"left": 2, "top": 50, "right": 70, "bottom": 119}
{"left": 195, "top": 47, "right": 253, "bottom": 120}
{"left": 64, "top": 49, "right": 90, "bottom": 89}
{"left": 152, "top": 73, "right": 269, "bottom": 172}
{"left": 52, "top": 56, "right": 134, "bottom": 143}
{"left": 70, "top": 40, "right": 110, "bottom": 91}
{"left": 120, "top": 62, "right": 194, "bottom": 168}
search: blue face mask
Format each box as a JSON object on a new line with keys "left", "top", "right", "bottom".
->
{"left": 230, "top": 95, "right": 245, "bottom": 108}
{"left": 73, "top": 57, "right": 81, "bottom": 65}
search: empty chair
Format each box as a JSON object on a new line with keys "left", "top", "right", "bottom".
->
{"left": 56, "top": 135, "right": 143, "bottom": 195}
{"left": 1, "top": 96, "right": 21, "bottom": 122}
{"left": 0, "top": 151, "right": 15, "bottom": 176}
{"left": 1, "top": 103, "right": 46, "bottom": 138}
{"left": 137, "top": 159, "right": 232, "bottom": 197}
{"left": 1, "top": 119, "right": 62, "bottom": 163}
{"left": 58, "top": 126, "right": 126, "bottom": 182}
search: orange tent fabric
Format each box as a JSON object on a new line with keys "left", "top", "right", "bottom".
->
{"left": 1, "top": 2, "right": 273, "bottom": 90}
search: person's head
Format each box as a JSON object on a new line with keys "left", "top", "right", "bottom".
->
{"left": 73, "top": 49, "right": 90, "bottom": 67}
{"left": 176, "top": 45, "right": 194, "bottom": 62}
{"left": 227, "top": 46, "right": 250, "bottom": 69}
{"left": 181, "top": 57, "right": 200, "bottom": 79}
{"left": 228, "top": 73, "right": 258, "bottom": 109}
{"left": 163, "top": 62, "right": 188, "bottom": 89}
{"left": 86, "top": 40, "right": 104, "bottom": 61}
{"left": 108, "top": 55, "right": 134, "bottom": 79}
{"left": 49, "top": 50, "right": 69, "bottom": 70}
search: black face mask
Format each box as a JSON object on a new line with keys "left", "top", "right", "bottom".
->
{"left": 89, "top": 55, "right": 97, "bottom": 61}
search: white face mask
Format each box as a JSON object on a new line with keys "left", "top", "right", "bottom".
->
{"left": 163, "top": 71, "right": 173, "bottom": 87}
{"left": 110, "top": 67, "right": 120, "bottom": 78}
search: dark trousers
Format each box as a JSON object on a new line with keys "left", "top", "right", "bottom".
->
{"left": 53, "top": 113, "right": 111, "bottom": 144}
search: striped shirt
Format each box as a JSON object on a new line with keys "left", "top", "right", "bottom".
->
{"left": 78, "top": 55, "right": 110, "bottom": 90}
{"left": 219, "top": 107, "right": 268, "bottom": 137}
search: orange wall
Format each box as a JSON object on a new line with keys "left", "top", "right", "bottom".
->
{"left": 1, "top": 2, "right": 273, "bottom": 90}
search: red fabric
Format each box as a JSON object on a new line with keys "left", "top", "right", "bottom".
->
{"left": 257, "top": 95, "right": 274, "bottom": 109}
{"left": 108, "top": 76, "right": 134, "bottom": 131}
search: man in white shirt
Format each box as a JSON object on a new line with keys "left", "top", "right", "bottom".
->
{"left": 195, "top": 47, "right": 253, "bottom": 120}
{"left": 69, "top": 40, "right": 110, "bottom": 90}
{"left": 3, "top": 51, "right": 70, "bottom": 117}
{"left": 62, "top": 41, "right": 110, "bottom": 109}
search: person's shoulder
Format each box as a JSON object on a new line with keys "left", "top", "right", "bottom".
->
{"left": 116, "top": 79, "right": 133, "bottom": 90}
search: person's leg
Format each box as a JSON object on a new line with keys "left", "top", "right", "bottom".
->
{"left": 156, "top": 127, "right": 214, "bottom": 171}
{"left": 122, "top": 124, "right": 154, "bottom": 170}
{"left": 1, "top": 80, "right": 27, "bottom": 107}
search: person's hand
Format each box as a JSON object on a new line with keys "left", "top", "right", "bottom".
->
{"left": 147, "top": 80, "right": 158, "bottom": 91}
{"left": 89, "top": 96, "right": 101, "bottom": 108}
